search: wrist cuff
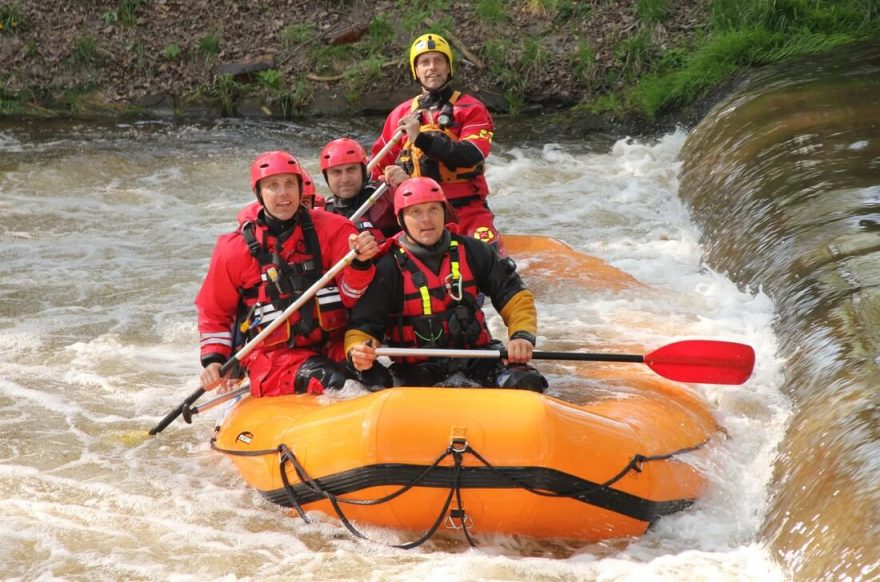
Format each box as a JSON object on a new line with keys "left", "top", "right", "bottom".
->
{"left": 201, "top": 353, "right": 227, "bottom": 368}
{"left": 510, "top": 331, "right": 537, "bottom": 346}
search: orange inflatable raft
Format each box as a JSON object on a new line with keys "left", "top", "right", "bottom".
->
{"left": 210, "top": 236, "right": 739, "bottom": 544}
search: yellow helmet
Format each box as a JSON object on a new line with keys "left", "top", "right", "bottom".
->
{"left": 409, "top": 33, "right": 453, "bottom": 80}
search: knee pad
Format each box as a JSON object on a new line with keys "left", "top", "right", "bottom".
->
{"left": 351, "top": 361, "right": 394, "bottom": 390}
{"left": 294, "top": 357, "right": 353, "bottom": 394}
{"left": 498, "top": 365, "right": 548, "bottom": 393}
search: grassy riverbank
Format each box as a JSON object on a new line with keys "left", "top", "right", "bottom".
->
{"left": 1, "top": 0, "right": 877, "bottom": 122}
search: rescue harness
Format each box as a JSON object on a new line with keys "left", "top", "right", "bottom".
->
{"left": 387, "top": 239, "right": 488, "bottom": 360}
{"left": 236, "top": 211, "right": 346, "bottom": 350}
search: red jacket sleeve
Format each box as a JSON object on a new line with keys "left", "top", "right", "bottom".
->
{"left": 195, "top": 232, "right": 255, "bottom": 364}
{"left": 312, "top": 210, "right": 376, "bottom": 307}
{"left": 454, "top": 95, "right": 494, "bottom": 159}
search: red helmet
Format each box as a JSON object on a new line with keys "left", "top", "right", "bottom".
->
{"left": 319, "top": 138, "right": 368, "bottom": 171}
{"left": 250, "top": 151, "right": 303, "bottom": 192}
{"left": 301, "top": 167, "right": 316, "bottom": 199}
{"left": 394, "top": 177, "right": 448, "bottom": 216}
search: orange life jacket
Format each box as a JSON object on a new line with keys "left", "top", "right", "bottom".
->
{"left": 397, "top": 91, "right": 485, "bottom": 186}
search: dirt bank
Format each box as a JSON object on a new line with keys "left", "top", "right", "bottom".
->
{"left": 1, "top": 0, "right": 708, "bottom": 125}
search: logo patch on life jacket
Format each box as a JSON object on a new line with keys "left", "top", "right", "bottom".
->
{"left": 473, "top": 227, "right": 495, "bottom": 243}
{"left": 236, "top": 431, "right": 254, "bottom": 445}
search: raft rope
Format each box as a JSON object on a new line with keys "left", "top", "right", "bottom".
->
{"left": 211, "top": 429, "right": 707, "bottom": 549}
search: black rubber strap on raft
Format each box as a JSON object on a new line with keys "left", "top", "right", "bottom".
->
{"left": 465, "top": 441, "right": 707, "bottom": 497}
{"left": 210, "top": 427, "right": 277, "bottom": 457}
{"left": 278, "top": 445, "right": 310, "bottom": 522}
{"left": 451, "top": 449, "right": 477, "bottom": 548}
{"left": 212, "top": 431, "right": 709, "bottom": 548}
{"left": 396, "top": 447, "right": 465, "bottom": 550}
{"left": 276, "top": 440, "right": 471, "bottom": 549}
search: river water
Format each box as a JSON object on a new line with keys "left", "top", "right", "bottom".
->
{"left": 2, "top": 43, "right": 872, "bottom": 578}
{"left": 0, "top": 118, "right": 783, "bottom": 580}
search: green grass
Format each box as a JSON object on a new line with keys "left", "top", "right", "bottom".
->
{"left": 71, "top": 36, "right": 103, "bottom": 67}
{"left": 364, "top": 17, "right": 394, "bottom": 53}
{"left": 162, "top": 43, "right": 182, "bottom": 60}
{"left": 615, "top": 30, "right": 653, "bottom": 82}
{"left": 0, "top": 3, "right": 25, "bottom": 33}
{"left": 476, "top": 0, "right": 507, "bottom": 22}
{"left": 198, "top": 34, "right": 221, "bottom": 59}
{"left": 555, "top": 0, "right": 592, "bottom": 21}
{"left": 5, "top": 0, "right": 880, "bottom": 121}
{"left": 282, "top": 23, "right": 313, "bottom": 49}
{"left": 522, "top": 38, "right": 548, "bottom": 78}
{"left": 100, "top": 0, "right": 143, "bottom": 27}
{"left": 396, "top": 0, "right": 450, "bottom": 11}
{"left": 571, "top": 40, "right": 597, "bottom": 84}
{"left": 636, "top": 0, "right": 669, "bottom": 25}
{"left": 257, "top": 69, "right": 283, "bottom": 91}
{"left": 633, "top": 31, "right": 857, "bottom": 116}
{"left": 0, "top": 86, "right": 24, "bottom": 115}
{"left": 117, "top": 0, "right": 143, "bottom": 26}
{"left": 629, "top": 0, "right": 880, "bottom": 118}
{"left": 310, "top": 44, "right": 355, "bottom": 75}
{"left": 482, "top": 37, "right": 551, "bottom": 113}
{"left": 288, "top": 76, "right": 314, "bottom": 114}
{"left": 713, "top": 0, "right": 879, "bottom": 33}
{"left": 213, "top": 74, "right": 242, "bottom": 116}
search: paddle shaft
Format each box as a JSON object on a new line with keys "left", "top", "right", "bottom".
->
{"left": 348, "top": 182, "right": 389, "bottom": 224}
{"left": 366, "top": 128, "right": 405, "bottom": 174}
{"left": 148, "top": 247, "right": 359, "bottom": 435}
{"left": 190, "top": 385, "right": 251, "bottom": 416}
{"left": 376, "top": 347, "right": 642, "bottom": 362}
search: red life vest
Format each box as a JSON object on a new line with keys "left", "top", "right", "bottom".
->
{"left": 398, "top": 91, "right": 485, "bottom": 187}
{"left": 236, "top": 212, "right": 347, "bottom": 350}
{"left": 387, "top": 237, "right": 491, "bottom": 362}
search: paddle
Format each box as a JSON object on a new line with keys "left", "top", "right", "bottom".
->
{"left": 148, "top": 246, "right": 362, "bottom": 435}
{"left": 184, "top": 340, "right": 752, "bottom": 425}
{"left": 375, "top": 340, "right": 756, "bottom": 385}
{"left": 366, "top": 128, "right": 405, "bottom": 174}
{"left": 333, "top": 129, "right": 402, "bottom": 228}
{"left": 184, "top": 384, "right": 251, "bottom": 421}
{"left": 348, "top": 181, "right": 390, "bottom": 224}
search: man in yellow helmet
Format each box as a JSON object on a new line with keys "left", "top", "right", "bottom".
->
{"left": 370, "top": 33, "right": 505, "bottom": 254}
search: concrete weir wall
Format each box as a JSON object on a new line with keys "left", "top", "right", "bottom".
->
{"left": 678, "top": 43, "right": 880, "bottom": 581}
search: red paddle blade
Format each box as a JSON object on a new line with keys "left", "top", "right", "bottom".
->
{"left": 644, "top": 340, "right": 756, "bottom": 385}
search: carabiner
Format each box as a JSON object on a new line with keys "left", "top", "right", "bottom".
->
{"left": 445, "top": 273, "right": 463, "bottom": 301}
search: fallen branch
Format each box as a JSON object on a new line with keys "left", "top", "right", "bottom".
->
{"left": 307, "top": 59, "right": 403, "bottom": 83}
{"left": 307, "top": 73, "right": 344, "bottom": 82}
